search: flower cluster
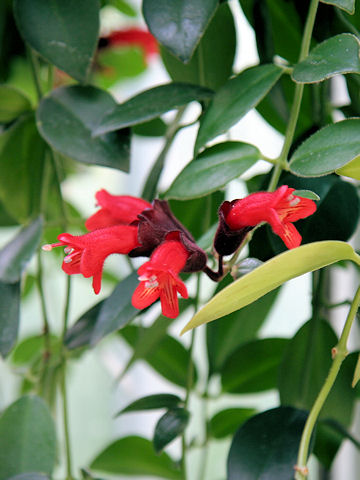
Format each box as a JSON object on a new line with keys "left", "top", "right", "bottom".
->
{"left": 44, "top": 186, "right": 316, "bottom": 318}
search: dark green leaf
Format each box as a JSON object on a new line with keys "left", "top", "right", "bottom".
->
{"left": 90, "top": 435, "right": 182, "bottom": 479}
{"left": 0, "top": 396, "right": 56, "bottom": 480}
{"left": 289, "top": 119, "right": 360, "bottom": 177}
{"left": 293, "top": 34, "right": 360, "bottom": 83}
{"left": 165, "top": 142, "right": 259, "bottom": 200}
{"left": 64, "top": 301, "right": 103, "bottom": 350}
{"left": 143, "top": 0, "right": 218, "bottom": 62}
{"left": 320, "top": 0, "right": 355, "bottom": 14}
{"left": 221, "top": 337, "right": 288, "bottom": 393}
{"left": 0, "top": 281, "right": 20, "bottom": 357}
{"left": 227, "top": 406, "right": 308, "bottom": 480}
{"left": 313, "top": 420, "right": 345, "bottom": 470}
{"left": 195, "top": 64, "right": 283, "bottom": 152}
{"left": 115, "top": 394, "right": 183, "bottom": 416}
{"left": 161, "top": 3, "right": 236, "bottom": 90}
{"left": 0, "top": 217, "right": 42, "bottom": 283}
{"left": 154, "top": 408, "right": 190, "bottom": 454}
{"left": 133, "top": 118, "right": 167, "bottom": 137}
{"left": 13, "top": 0, "right": 100, "bottom": 82}
{"left": 208, "top": 408, "right": 256, "bottom": 439}
{"left": 0, "top": 86, "right": 32, "bottom": 123}
{"left": 94, "top": 83, "right": 213, "bottom": 136}
{"left": 37, "top": 85, "right": 130, "bottom": 171}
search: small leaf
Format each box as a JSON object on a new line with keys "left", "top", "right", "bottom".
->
{"left": 64, "top": 302, "right": 103, "bottom": 350}
{"left": 352, "top": 353, "right": 360, "bottom": 387}
{"left": 143, "top": 0, "right": 218, "bottom": 62}
{"left": 90, "top": 436, "right": 182, "bottom": 479}
{"left": 106, "top": 0, "right": 137, "bottom": 17}
{"left": 133, "top": 118, "right": 167, "bottom": 137}
{"left": 289, "top": 119, "right": 360, "bottom": 177}
{"left": 153, "top": 408, "right": 190, "bottom": 453}
{"left": 165, "top": 142, "right": 260, "bottom": 200}
{"left": 0, "top": 281, "right": 20, "bottom": 357}
{"left": 0, "top": 396, "right": 56, "bottom": 480}
{"left": 336, "top": 155, "right": 360, "bottom": 180}
{"left": 227, "top": 407, "right": 308, "bottom": 480}
{"left": 11, "top": 335, "right": 57, "bottom": 366}
{"left": 195, "top": 64, "right": 283, "bottom": 152}
{"left": 181, "top": 241, "right": 360, "bottom": 333}
{"left": 320, "top": 0, "right": 355, "bottom": 14}
{"left": 94, "top": 82, "right": 213, "bottom": 136}
{"left": 0, "top": 86, "right": 32, "bottom": 123}
{"left": 293, "top": 189, "right": 321, "bottom": 200}
{"left": 13, "top": 0, "right": 100, "bottom": 82}
{"left": 115, "top": 394, "right": 183, "bottom": 417}
{"left": 37, "top": 85, "right": 130, "bottom": 171}
{"left": 292, "top": 34, "right": 360, "bottom": 83}
{"left": 208, "top": 408, "right": 256, "bottom": 439}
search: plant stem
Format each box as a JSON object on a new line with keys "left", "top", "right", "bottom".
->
{"left": 295, "top": 284, "right": 360, "bottom": 479}
{"left": 27, "top": 47, "right": 43, "bottom": 101}
{"left": 267, "top": 0, "right": 319, "bottom": 192}
{"left": 61, "top": 363, "right": 74, "bottom": 480}
{"left": 36, "top": 250, "right": 52, "bottom": 356}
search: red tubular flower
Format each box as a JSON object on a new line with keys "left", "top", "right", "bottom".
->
{"left": 42, "top": 225, "right": 139, "bottom": 294}
{"left": 131, "top": 239, "right": 189, "bottom": 319}
{"left": 106, "top": 28, "right": 159, "bottom": 61}
{"left": 85, "top": 189, "right": 152, "bottom": 231}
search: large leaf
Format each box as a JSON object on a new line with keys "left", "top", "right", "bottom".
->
{"left": 165, "top": 142, "right": 259, "bottom": 200}
{"left": 153, "top": 408, "right": 190, "bottom": 453}
{"left": 208, "top": 408, "right": 256, "bottom": 439}
{"left": 0, "top": 86, "right": 32, "bottom": 123}
{"left": 0, "top": 396, "right": 56, "bottom": 480}
{"left": 195, "top": 64, "right": 283, "bottom": 152}
{"left": 320, "top": 0, "right": 355, "bottom": 14}
{"left": 142, "top": 0, "right": 218, "bottom": 62}
{"left": 181, "top": 241, "right": 360, "bottom": 333}
{"left": 292, "top": 34, "right": 360, "bottom": 83}
{"left": 115, "top": 394, "right": 183, "bottom": 417}
{"left": 37, "top": 85, "right": 130, "bottom": 171}
{"left": 289, "top": 119, "right": 360, "bottom": 177}
{"left": 94, "top": 83, "right": 213, "bottom": 136}
{"left": 221, "top": 338, "right": 289, "bottom": 394}
{"left": 13, "top": 0, "right": 100, "bottom": 83}
{"left": 336, "top": 155, "right": 360, "bottom": 180}
{"left": 0, "top": 281, "right": 20, "bottom": 357}
{"left": 227, "top": 407, "right": 308, "bottom": 480}
{"left": 90, "top": 436, "right": 182, "bottom": 479}
{"left": 161, "top": 2, "right": 236, "bottom": 91}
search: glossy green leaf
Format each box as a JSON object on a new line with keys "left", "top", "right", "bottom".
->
{"left": 37, "top": 85, "right": 130, "bottom": 171}
{"left": 208, "top": 408, "right": 256, "bottom": 439}
{"left": 313, "top": 420, "right": 344, "bottom": 470}
{"left": 293, "top": 189, "right": 320, "bottom": 200}
{"left": 0, "top": 86, "right": 32, "bottom": 123}
{"left": 13, "top": 0, "right": 99, "bottom": 82}
{"left": 161, "top": 3, "right": 236, "bottom": 91}
{"left": 64, "top": 301, "right": 103, "bottom": 350}
{"left": 336, "top": 155, "right": 360, "bottom": 180}
{"left": 289, "top": 119, "right": 360, "bottom": 177}
{"left": 181, "top": 241, "right": 360, "bottom": 333}
{"left": 165, "top": 142, "right": 259, "bottom": 200}
{"left": 153, "top": 408, "right": 190, "bottom": 453}
{"left": 227, "top": 407, "right": 308, "bottom": 480}
{"left": 115, "top": 394, "right": 182, "bottom": 417}
{"left": 94, "top": 83, "right": 213, "bottom": 136}
{"left": 0, "top": 281, "right": 20, "bottom": 357}
{"left": 133, "top": 118, "right": 167, "bottom": 137}
{"left": 221, "top": 338, "right": 288, "bottom": 394}
{"left": 90, "top": 435, "right": 182, "bottom": 479}
{"left": 195, "top": 64, "right": 283, "bottom": 152}
{"left": 0, "top": 396, "right": 56, "bottom": 480}
{"left": 320, "top": 0, "right": 355, "bottom": 14}
{"left": 143, "top": 0, "right": 218, "bottom": 62}
{"left": 0, "top": 217, "right": 42, "bottom": 283}
{"left": 293, "top": 34, "right": 360, "bottom": 83}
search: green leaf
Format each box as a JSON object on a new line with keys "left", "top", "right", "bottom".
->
{"left": 352, "top": 353, "right": 360, "bottom": 387}
{"left": 142, "top": 0, "right": 218, "bottom": 62}
{"left": 37, "top": 85, "right": 130, "bottom": 170}
{"left": 195, "top": 64, "right": 283, "bottom": 152}
{"left": 227, "top": 407, "right": 308, "bottom": 480}
{"left": 64, "top": 301, "right": 103, "bottom": 350}
{"left": 0, "top": 396, "right": 56, "bottom": 480}
{"left": 90, "top": 435, "right": 182, "bottom": 479}
{"left": 221, "top": 338, "right": 288, "bottom": 394}
{"left": 181, "top": 241, "right": 360, "bottom": 333}
{"left": 165, "top": 142, "right": 259, "bottom": 200}
{"left": 161, "top": 3, "right": 236, "bottom": 91}
{"left": 11, "top": 334, "right": 58, "bottom": 366}
{"left": 104, "top": 0, "right": 137, "bottom": 17}
{"left": 133, "top": 118, "right": 167, "bottom": 137}
{"left": 0, "top": 281, "right": 20, "bottom": 357}
{"left": 320, "top": 0, "right": 355, "bottom": 14}
{"left": 154, "top": 408, "right": 190, "bottom": 454}
{"left": 8, "top": 474, "right": 49, "bottom": 480}
{"left": 336, "top": 155, "right": 360, "bottom": 180}
{"left": 0, "top": 86, "right": 32, "bottom": 123}
{"left": 115, "top": 394, "right": 183, "bottom": 417}
{"left": 208, "top": 408, "right": 256, "bottom": 439}
{"left": 289, "top": 119, "right": 360, "bottom": 177}
{"left": 293, "top": 189, "right": 321, "bottom": 201}
{"left": 94, "top": 82, "right": 213, "bottom": 136}
{"left": 0, "top": 217, "right": 42, "bottom": 283}
{"left": 292, "top": 34, "right": 360, "bottom": 83}
{"left": 13, "top": 0, "right": 100, "bottom": 83}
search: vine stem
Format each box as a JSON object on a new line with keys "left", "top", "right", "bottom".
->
{"left": 61, "top": 363, "right": 74, "bottom": 480}
{"left": 294, "top": 284, "right": 360, "bottom": 480}
{"left": 267, "top": 0, "right": 320, "bottom": 192}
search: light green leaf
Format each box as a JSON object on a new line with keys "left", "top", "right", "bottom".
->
{"left": 320, "top": 0, "right": 355, "bottom": 14}
{"left": 115, "top": 394, "right": 182, "bottom": 417}
{"left": 292, "top": 34, "right": 360, "bottom": 83}
{"left": 165, "top": 142, "right": 259, "bottom": 200}
{"left": 13, "top": 0, "right": 100, "bottom": 82}
{"left": 293, "top": 189, "right": 320, "bottom": 201}
{"left": 195, "top": 64, "right": 283, "bottom": 152}
{"left": 181, "top": 241, "right": 360, "bottom": 333}
{"left": 289, "top": 119, "right": 360, "bottom": 177}
{"left": 153, "top": 408, "right": 190, "bottom": 453}
{"left": 0, "top": 86, "right": 32, "bottom": 123}
{"left": 208, "top": 408, "right": 256, "bottom": 439}
{"left": 336, "top": 155, "right": 360, "bottom": 180}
